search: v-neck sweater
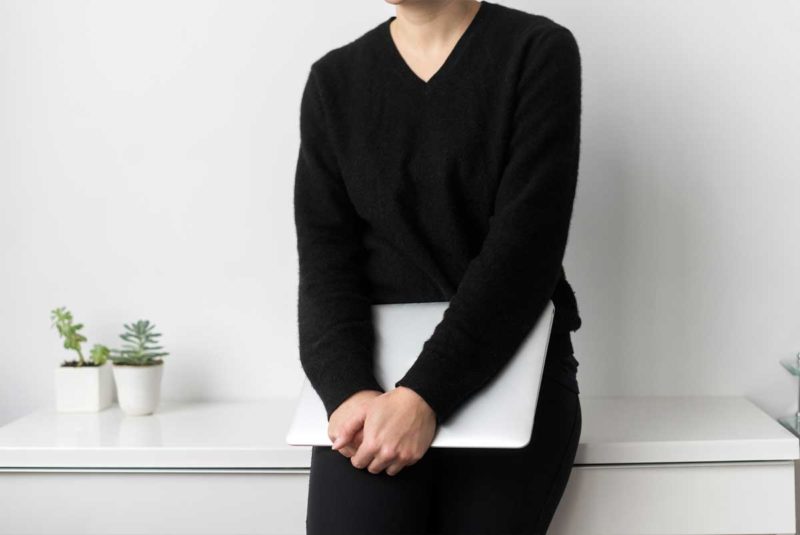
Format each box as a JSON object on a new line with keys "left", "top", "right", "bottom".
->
{"left": 294, "top": 0, "right": 583, "bottom": 424}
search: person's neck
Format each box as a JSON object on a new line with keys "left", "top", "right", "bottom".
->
{"left": 390, "top": 0, "right": 481, "bottom": 51}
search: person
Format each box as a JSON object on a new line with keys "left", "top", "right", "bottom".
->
{"left": 293, "top": 0, "right": 583, "bottom": 533}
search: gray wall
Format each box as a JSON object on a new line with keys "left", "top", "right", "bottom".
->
{"left": 1, "top": 0, "right": 798, "bottom": 425}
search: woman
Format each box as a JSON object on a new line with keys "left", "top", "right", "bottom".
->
{"left": 294, "top": 0, "right": 583, "bottom": 533}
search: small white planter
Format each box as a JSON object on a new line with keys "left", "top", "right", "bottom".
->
{"left": 112, "top": 362, "right": 164, "bottom": 416}
{"left": 54, "top": 361, "right": 115, "bottom": 412}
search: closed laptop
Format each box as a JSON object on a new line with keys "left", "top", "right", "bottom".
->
{"left": 286, "top": 299, "right": 555, "bottom": 449}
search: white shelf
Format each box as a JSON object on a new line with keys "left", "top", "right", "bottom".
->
{"left": 0, "top": 396, "right": 796, "bottom": 470}
{"left": 0, "top": 397, "right": 310, "bottom": 469}
{"left": 577, "top": 395, "right": 799, "bottom": 464}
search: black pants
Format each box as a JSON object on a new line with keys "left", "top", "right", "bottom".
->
{"left": 305, "top": 338, "right": 582, "bottom": 535}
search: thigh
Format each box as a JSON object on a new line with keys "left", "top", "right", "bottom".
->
{"left": 429, "top": 376, "right": 582, "bottom": 535}
{"left": 306, "top": 442, "right": 437, "bottom": 535}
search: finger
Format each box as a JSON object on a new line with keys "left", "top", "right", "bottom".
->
{"left": 367, "top": 450, "right": 395, "bottom": 475}
{"left": 351, "top": 438, "right": 380, "bottom": 470}
{"left": 338, "top": 445, "right": 355, "bottom": 458}
{"left": 385, "top": 460, "right": 406, "bottom": 477}
{"left": 331, "top": 429, "right": 351, "bottom": 451}
{"left": 331, "top": 417, "right": 362, "bottom": 450}
{"left": 338, "top": 439, "right": 358, "bottom": 457}
{"left": 336, "top": 428, "right": 364, "bottom": 458}
{"left": 388, "top": 450, "right": 422, "bottom": 476}
{"left": 352, "top": 427, "right": 364, "bottom": 448}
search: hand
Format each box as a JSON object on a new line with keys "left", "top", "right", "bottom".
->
{"left": 350, "top": 386, "right": 437, "bottom": 476}
{"left": 328, "top": 389, "right": 383, "bottom": 458}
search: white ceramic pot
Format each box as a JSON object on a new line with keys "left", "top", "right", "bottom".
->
{"left": 54, "top": 361, "right": 115, "bottom": 412}
{"left": 112, "top": 362, "right": 164, "bottom": 416}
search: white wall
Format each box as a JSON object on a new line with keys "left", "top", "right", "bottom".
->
{"left": 1, "top": 0, "right": 798, "bottom": 426}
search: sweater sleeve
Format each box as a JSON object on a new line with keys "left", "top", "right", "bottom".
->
{"left": 394, "top": 27, "right": 582, "bottom": 425}
{"left": 294, "top": 66, "right": 385, "bottom": 420}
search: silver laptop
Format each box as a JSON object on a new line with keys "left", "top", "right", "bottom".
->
{"left": 285, "top": 299, "right": 555, "bottom": 449}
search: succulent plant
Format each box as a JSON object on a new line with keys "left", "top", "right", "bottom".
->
{"left": 90, "top": 343, "right": 110, "bottom": 365}
{"left": 50, "top": 306, "right": 89, "bottom": 366}
{"left": 110, "top": 319, "right": 169, "bottom": 366}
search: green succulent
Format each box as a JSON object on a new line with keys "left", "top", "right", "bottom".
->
{"left": 50, "top": 306, "right": 88, "bottom": 365}
{"left": 110, "top": 320, "right": 169, "bottom": 366}
{"left": 90, "top": 344, "right": 110, "bottom": 365}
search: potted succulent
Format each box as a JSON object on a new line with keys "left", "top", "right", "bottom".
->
{"left": 51, "top": 307, "right": 115, "bottom": 412}
{"left": 109, "top": 319, "right": 169, "bottom": 416}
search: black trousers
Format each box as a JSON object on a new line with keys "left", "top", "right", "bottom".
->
{"left": 306, "top": 335, "right": 582, "bottom": 535}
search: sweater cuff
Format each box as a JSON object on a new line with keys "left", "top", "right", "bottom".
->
{"left": 394, "top": 347, "right": 461, "bottom": 425}
{"left": 316, "top": 361, "right": 386, "bottom": 420}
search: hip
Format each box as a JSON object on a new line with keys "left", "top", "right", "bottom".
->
{"left": 541, "top": 330, "right": 580, "bottom": 395}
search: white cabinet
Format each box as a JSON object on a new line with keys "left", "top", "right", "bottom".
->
{"left": 0, "top": 396, "right": 797, "bottom": 535}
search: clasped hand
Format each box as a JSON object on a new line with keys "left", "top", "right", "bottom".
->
{"left": 327, "top": 386, "right": 437, "bottom": 476}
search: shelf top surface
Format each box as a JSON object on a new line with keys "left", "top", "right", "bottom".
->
{"left": 0, "top": 395, "right": 796, "bottom": 469}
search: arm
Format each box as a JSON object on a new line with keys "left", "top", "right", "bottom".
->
{"left": 394, "top": 27, "right": 582, "bottom": 425}
{"left": 294, "top": 66, "right": 385, "bottom": 420}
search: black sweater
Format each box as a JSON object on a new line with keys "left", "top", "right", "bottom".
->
{"left": 294, "top": 0, "right": 583, "bottom": 425}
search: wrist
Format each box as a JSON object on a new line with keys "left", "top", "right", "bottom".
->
{"left": 395, "top": 385, "right": 435, "bottom": 416}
